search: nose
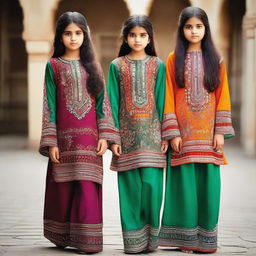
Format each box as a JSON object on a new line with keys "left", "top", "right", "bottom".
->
{"left": 71, "top": 33, "right": 76, "bottom": 41}
{"left": 135, "top": 36, "right": 140, "bottom": 42}
{"left": 191, "top": 27, "right": 197, "bottom": 34}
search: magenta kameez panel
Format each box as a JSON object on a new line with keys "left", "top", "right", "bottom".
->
{"left": 40, "top": 58, "right": 103, "bottom": 184}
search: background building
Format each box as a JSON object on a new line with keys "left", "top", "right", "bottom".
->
{"left": 0, "top": 0, "right": 255, "bottom": 156}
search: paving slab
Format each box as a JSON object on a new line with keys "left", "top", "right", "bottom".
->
{"left": 0, "top": 136, "right": 256, "bottom": 256}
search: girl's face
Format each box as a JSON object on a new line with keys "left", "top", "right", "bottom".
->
{"left": 62, "top": 23, "right": 84, "bottom": 53}
{"left": 126, "top": 26, "right": 150, "bottom": 53}
{"left": 183, "top": 17, "right": 205, "bottom": 46}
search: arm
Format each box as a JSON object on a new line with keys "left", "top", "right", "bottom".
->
{"left": 154, "top": 60, "right": 168, "bottom": 153}
{"left": 39, "top": 61, "right": 58, "bottom": 159}
{"left": 214, "top": 61, "right": 235, "bottom": 139}
{"left": 106, "top": 62, "right": 122, "bottom": 156}
{"left": 162, "top": 53, "right": 181, "bottom": 141}
{"left": 96, "top": 63, "right": 121, "bottom": 147}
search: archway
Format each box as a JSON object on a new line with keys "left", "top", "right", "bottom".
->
{"left": 219, "top": 0, "right": 246, "bottom": 137}
{"left": 149, "top": 0, "right": 190, "bottom": 61}
{"left": 0, "top": 0, "right": 28, "bottom": 135}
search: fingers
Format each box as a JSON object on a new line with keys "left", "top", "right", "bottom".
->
{"left": 97, "top": 140, "right": 108, "bottom": 156}
{"left": 97, "top": 140, "right": 101, "bottom": 152}
{"left": 171, "top": 141, "right": 178, "bottom": 153}
{"left": 112, "top": 145, "right": 121, "bottom": 156}
{"left": 171, "top": 137, "right": 182, "bottom": 153}
{"left": 50, "top": 149, "right": 60, "bottom": 163}
{"left": 178, "top": 139, "right": 182, "bottom": 152}
{"left": 213, "top": 134, "right": 224, "bottom": 152}
{"left": 161, "top": 144, "right": 168, "bottom": 153}
{"left": 213, "top": 137, "right": 217, "bottom": 150}
{"left": 114, "top": 146, "right": 121, "bottom": 156}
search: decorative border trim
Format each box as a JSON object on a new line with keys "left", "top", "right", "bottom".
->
{"left": 215, "top": 110, "right": 235, "bottom": 139}
{"left": 111, "top": 151, "right": 166, "bottom": 171}
{"left": 122, "top": 224, "right": 159, "bottom": 253}
{"left": 44, "top": 219, "right": 103, "bottom": 252}
{"left": 159, "top": 225, "right": 217, "bottom": 252}
{"left": 162, "top": 113, "right": 181, "bottom": 140}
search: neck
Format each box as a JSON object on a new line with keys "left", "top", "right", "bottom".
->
{"left": 62, "top": 49, "right": 80, "bottom": 60}
{"left": 187, "top": 42, "right": 202, "bottom": 52}
{"left": 127, "top": 50, "right": 147, "bottom": 60}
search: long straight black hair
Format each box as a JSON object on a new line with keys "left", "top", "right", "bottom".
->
{"left": 175, "top": 7, "right": 220, "bottom": 92}
{"left": 52, "top": 12, "right": 104, "bottom": 97}
{"left": 118, "top": 15, "right": 157, "bottom": 57}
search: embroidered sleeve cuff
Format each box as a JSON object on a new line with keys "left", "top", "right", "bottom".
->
{"left": 98, "top": 118, "right": 121, "bottom": 145}
{"left": 39, "top": 123, "right": 58, "bottom": 157}
{"left": 162, "top": 113, "right": 181, "bottom": 140}
{"left": 215, "top": 110, "right": 235, "bottom": 139}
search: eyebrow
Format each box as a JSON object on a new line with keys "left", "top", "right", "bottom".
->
{"left": 185, "top": 23, "right": 204, "bottom": 25}
{"left": 63, "top": 29, "right": 82, "bottom": 32}
{"left": 129, "top": 32, "right": 148, "bottom": 34}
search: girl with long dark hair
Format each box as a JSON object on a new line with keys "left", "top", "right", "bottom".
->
{"left": 39, "top": 12, "right": 118, "bottom": 253}
{"left": 106, "top": 15, "right": 168, "bottom": 253}
{"left": 159, "top": 7, "right": 235, "bottom": 253}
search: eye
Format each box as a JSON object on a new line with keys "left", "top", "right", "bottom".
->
{"left": 63, "top": 31, "right": 71, "bottom": 36}
{"left": 128, "top": 32, "right": 135, "bottom": 37}
{"left": 197, "top": 25, "right": 203, "bottom": 29}
{"left": 76, "top": 31, "right": 83, "bottom": 35}
{"left": 184, "top": 24, "right": 192, "bottom": 30}
{"left": 141, "top": 33, "right": 148, "bottom": 37}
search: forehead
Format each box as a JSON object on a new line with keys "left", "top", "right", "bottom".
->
{"left": 129, "top": 26, "right": 148, "bottom": 34}
{"left": 184, "top": 17, "right": 204, "bottom": 25}
{"left": 64, "top": 23, "right": 82, "bottom": 31}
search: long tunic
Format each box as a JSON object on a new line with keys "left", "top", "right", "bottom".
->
{"left": 39, "top": 57, "right": 119, "bottom": 184}
{"left": 163, "top": 51, "right": 235, "bottom": 166}
{"left": 107, "top": 55, "right": 166, "bottom": 171}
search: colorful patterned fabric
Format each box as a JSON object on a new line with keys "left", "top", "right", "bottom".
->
{"left": 118, "top": 167, "right": 163, "bottom": 253}
{"left": 39, "top": 57, "right": 118, "bottom": 184}
{"left": 159, "top": 155, "right": 220, "bottom": 253}
{"left": 107, "top": 56, "right": 166, "bottom": 171}
{"left": 44, "top": 165, "right": 102, "bottom": 252}
{"left": 163, "top": 51, "right": 235, "bottom": 166}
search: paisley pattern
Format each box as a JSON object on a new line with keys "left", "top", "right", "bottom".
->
{"left": 184, "top": 51, "right": 209, "bottom": 112}
{"left": 58, "top": 58, "right": 92, "bottom": 120}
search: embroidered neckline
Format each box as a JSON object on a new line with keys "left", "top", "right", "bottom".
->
{"left": 58, "top": 57, "right": 80, "bottom": 63}
{"left": 124, "top": 55, "right": 151, "bottom": 63}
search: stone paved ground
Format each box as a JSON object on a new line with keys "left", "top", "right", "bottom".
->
{"left": 0, "top": 136, "right": 256, "bottom": 256}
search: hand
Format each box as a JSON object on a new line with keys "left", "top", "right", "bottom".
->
{"left": 49, "top": 146, "right": 60, "bottom": 163}
{"left": 161, "top": 140, "right": 168, "bottom": 153}
{"left": 170, "top": 137, "right": 182, "bottom": 153}
{"left": 110, "top": 144, "right": 122, "bottom": 156}
{"left": 97, "top": 139, "right": 108, "bottom": 156}
{"left": 213, "top": 134, "right": 224, "bottom": 152}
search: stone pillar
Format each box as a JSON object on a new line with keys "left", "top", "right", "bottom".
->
{"left": 123, "top": 0, "right": 154, "bottom": 15}
{"left": 18, "top": 0, "right": 60, "bottom": 149}
{"left": 241, "top": 0, "right": 256, "bottom": 156}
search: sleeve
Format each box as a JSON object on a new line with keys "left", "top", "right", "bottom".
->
{"left": 96, "top": 61, "right": 121, "bottom": 145}
{"left": 162, "top": 53, "right": 181, "bottom": 140}
{"left": 96, "top": 80, "right": 121, "bottom": 145}
{"left": 154, "top": 60, "right": 166, "bottom": 124}
{"left": 214, "top": 61, "right": 235, "bottom": 139}
{"left": 39, "top": 61, "right": 58, "bottom": 157}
